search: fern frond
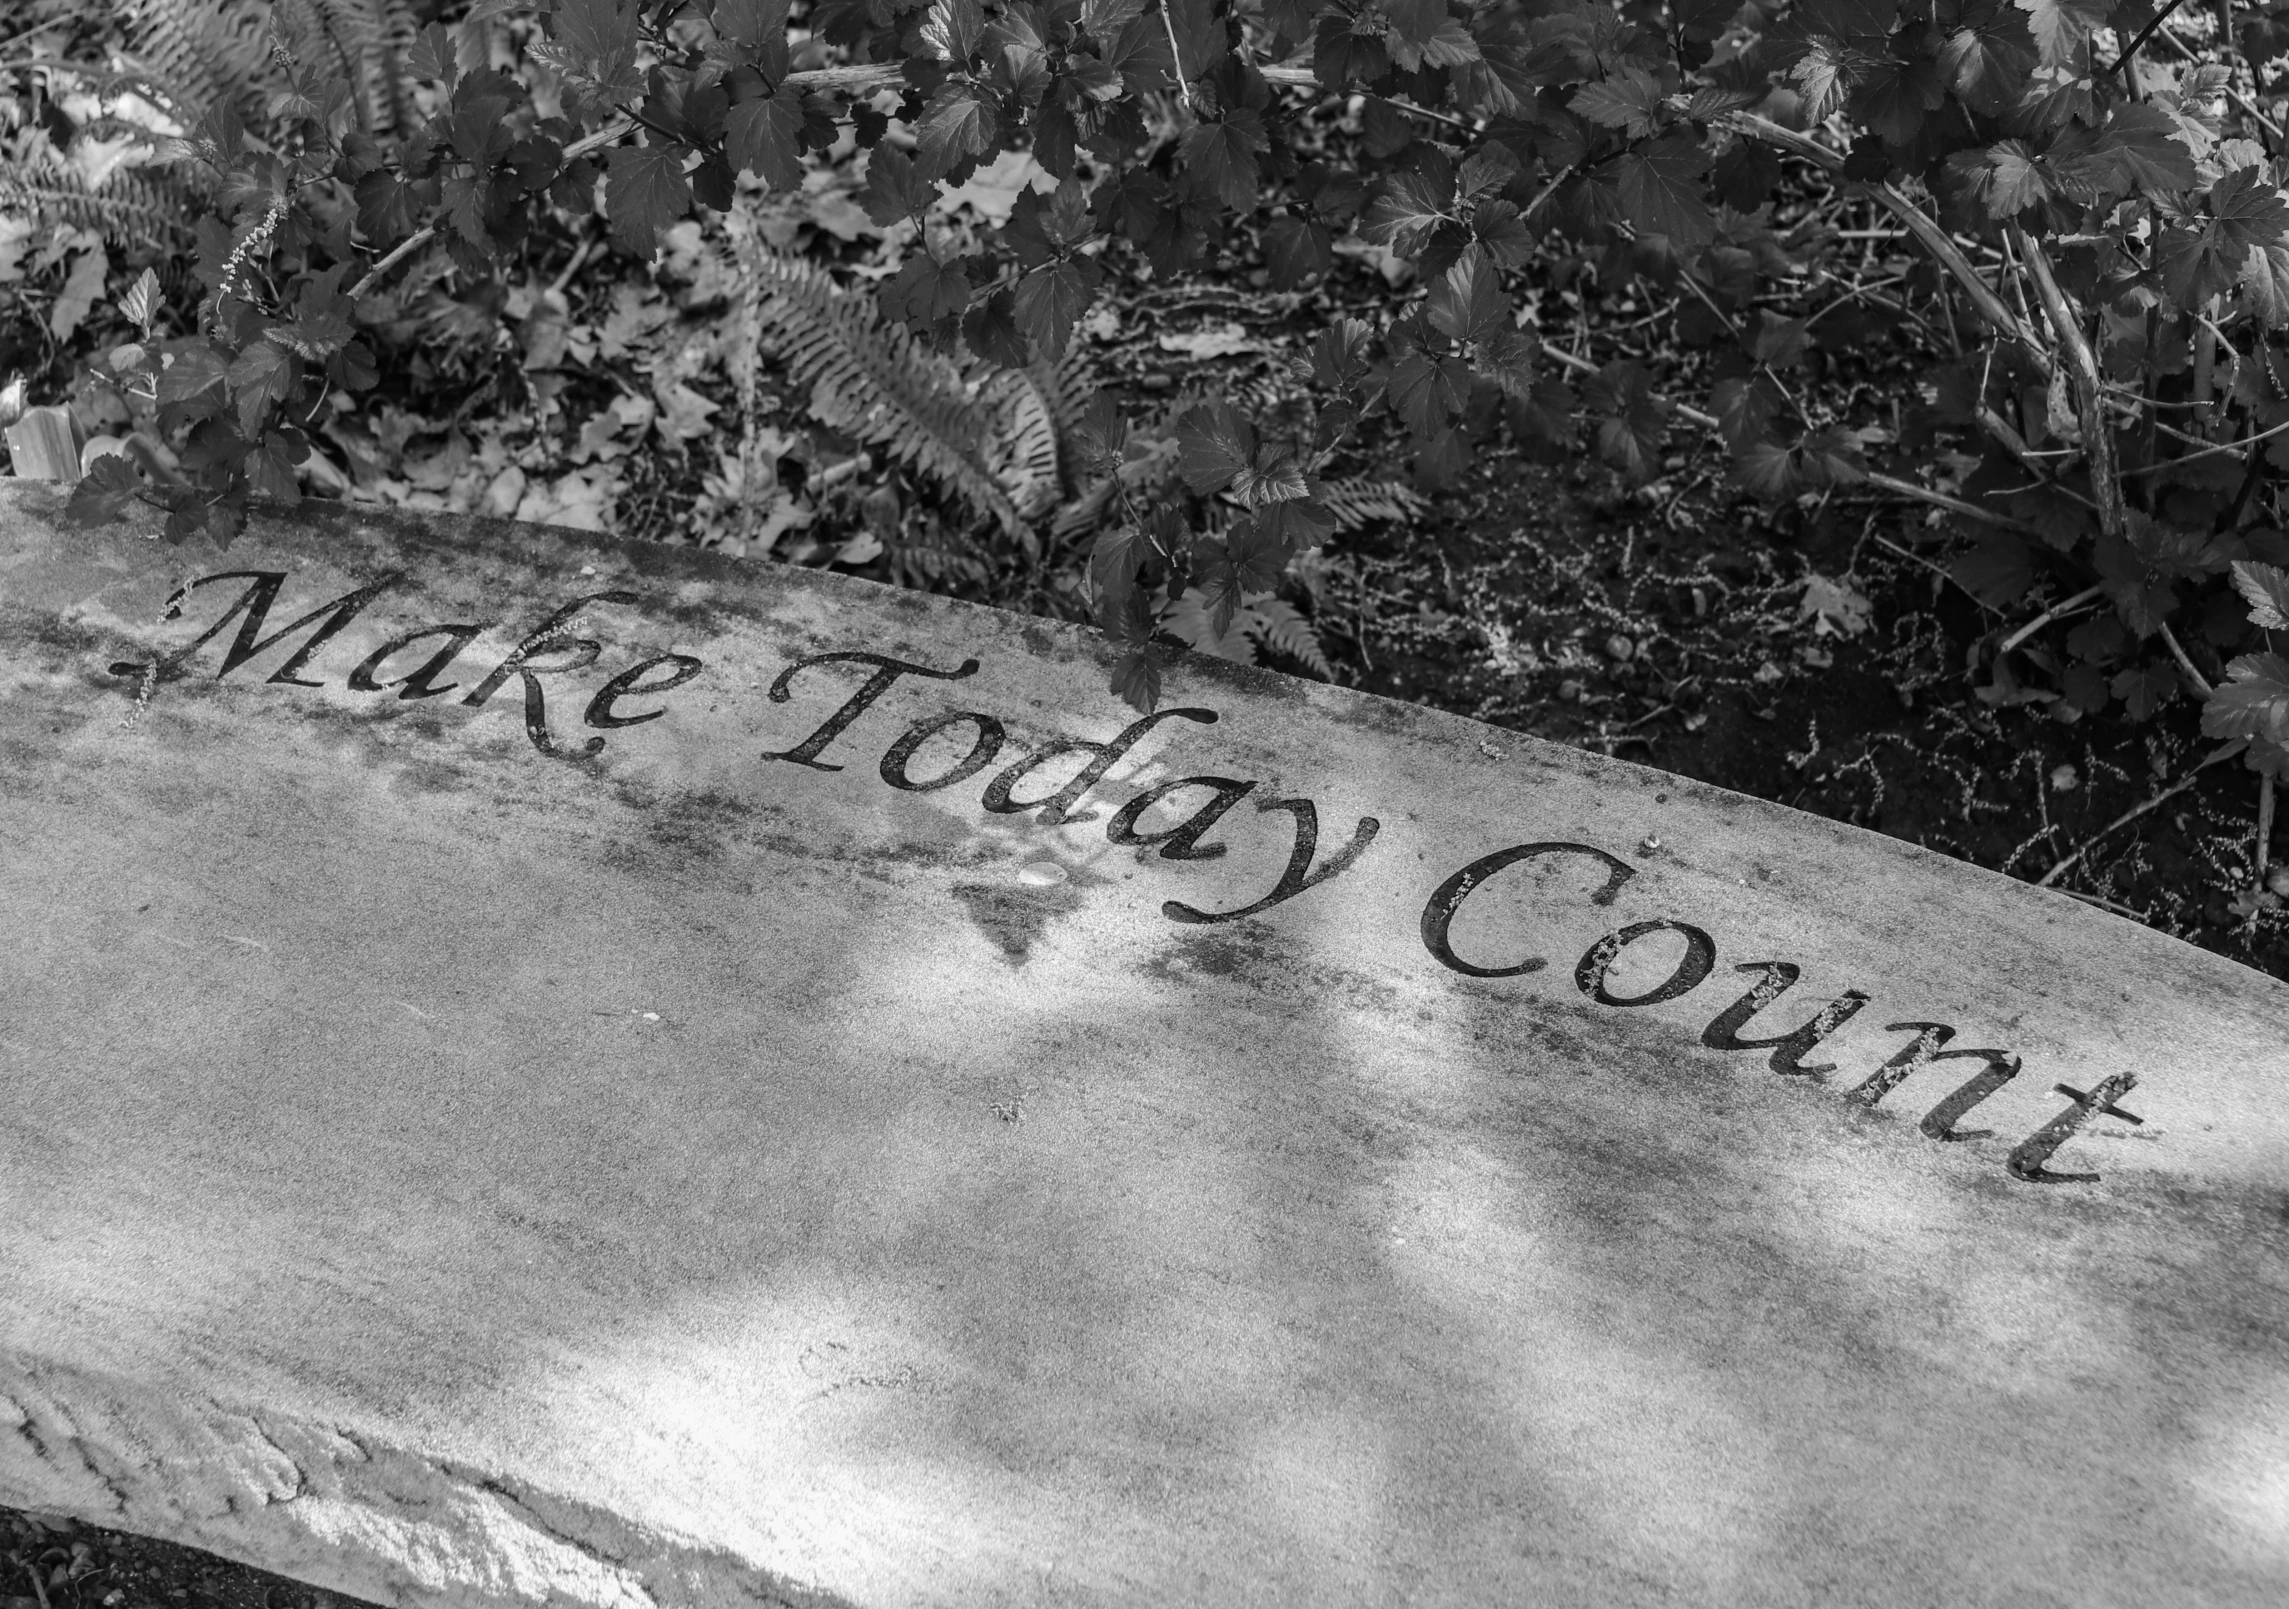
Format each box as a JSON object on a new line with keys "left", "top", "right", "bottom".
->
{"left": 275, "top": 0, "right": 420, "bottom": 135}
{"left": 0, "top": 150, "right": 199, "bottom": 244}
{"left": 984, "top": 365, "right": 1060, "bottom": 520}
{"left": 1318, "top": 476, "right": 1428, "bottom": 532}
{"left": 749, "top": 249, "right": 1024, "bottom": 534}
{"left": 1247, "top": 596, "right": 1331, "bottom": 678}
{"left": 123, "top": 0, "right": 272, "bottom": 120}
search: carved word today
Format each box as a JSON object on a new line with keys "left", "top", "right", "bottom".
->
{"left": 104, "top": 572, "right": 2137, "bottom": 1186}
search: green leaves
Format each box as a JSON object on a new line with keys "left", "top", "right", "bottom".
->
{"left": 2233, "top": 560, "right": 2289, "bottom": 629}
{"left": 605, "top": 141, "right": 694, "bottom": 256}
{"left": 1569, "top": 68, "right": 1664, "bottom": 140}
{"left": 2162, "top": 167, "right": 2289, "bottom": 313}
{"left": 1608, "top": 135, "right": 1714, "bottom": 248}
{"left": 1178, "top": 115, "right": 1269, "bottom": 210}
{"left": 2204, "top": 652, "right": 2289, "bottom": 745}
{"left": 922, "top": 0, "right": 986, "bottom": 63}
{"left": 916, "top": 83, "right": 998, "bottom": 177}
{"left": 727, "top": 84, "right": 806, "bottom": 189}
{"left": 531, "top": 0, "right": 644, "bottom": 110}
{"left": 1426, "top": 248, "right": 1510, "bottom": 345}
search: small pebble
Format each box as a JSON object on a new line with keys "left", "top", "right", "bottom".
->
{"left": 1605, "top": 633, "right": 1635, "bottom": 662}
{"left": 1017, "top": 860, "right": 1068, "bottom": 886}
{"left": 2050, "top": 764, "right": 2079, "bottom": 793}
{"left": 1639, "top": 834, "right": 1662, "bottom": 852}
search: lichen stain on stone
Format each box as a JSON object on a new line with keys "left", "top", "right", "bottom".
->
{"left": 948, "top": 881, "right": 1087, "bottom": 965}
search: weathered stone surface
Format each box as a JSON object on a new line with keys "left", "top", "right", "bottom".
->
{"left": 1, "top": 480, "right": 2285, "bottom": 1609}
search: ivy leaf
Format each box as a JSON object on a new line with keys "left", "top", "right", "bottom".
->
{"left": 2238, "top": 241, "right": 2289, "bottom": 326}
{"left": 1306, "top": 318, "right": 1376, "bottom": 390}
{"left": 157, "top": 341, "right": 231, "bottom": 404}
{"left": 1584, "top": 360, "right": 1665, "bottom": 482}
{"left": 916, "top": 82, "right": 998, "bottom": 177}
{"left": 2161, "top": 167, "right": 2289, "bottom": 312}
{"left": 1176, "top": 402, "right": 1256, "bottom": 495}
{"left": 1013, "top": 259, "right": 1094, "bottom": 360}
{"left": 1937, "top": 0, "right": 2035, "bottom": 118}
{"left": 1080, "top": 0, "right": 1146, "bottom": 42}
{"left": 605, "top": 141, "right": 693, "bottom": 256}
{"left": 1608, "top": 135, "right": 1714, "bottom": 247}
{"left": 922, "top": 0, "right": 986, "bottom": 63}
{"left": 2016, "top": 0, "right": 2110, "bottom": 68}
{"left": 1569, "top": 67, "right": 1664, "bottom": 140}
{"left": 2233, "top": 559, "right": 2289, "bottom": 629}
{"left": 2203, "top": 651, "right": 2289, "bottom": 744}
{"left": 962, "top": 287, "right": 1029, "bottom": 368}
{"left": 1109, "top": 643, "right": 1164, "bottom": 713}
{"left": 2110, "top": 661, "right": 2181, "bottom": 721}
{"left": 727, "top": 83, "right": 805, "bottom": 189}
{"left": 862, "top": 143, "right": 935, "bottom": 225}
{"left": 1177, "top": 116, "right": 1266, "bottom": 210}
{"left": 226, "top": 341, "right": 295, "bottom": 438}
{"left": 1712, "top": 140, "right": 1783, "bottom": 210}
{"left": 1388, "top": 351, "right": 1473, "bottom": 438}
{"left": 1166, "top": 0, "right": 1229, "bottom": 79}
{"left": 1358, "top": 157, "right": 1455, "bottom": 253}
{"left": 1229, "top": 445, "right": 1313, "bottom": 509}
{"left": 64, "top": 454, "right": 144, "bottom": 527}
{"left": 1956, "top": 140, "right": 2056, "bottom": 219}
{"left": 532, "top": 0, "right": 644, "bottom": 107}
{"left": 1711, "top": 374, "right": 1781, "bottom": 452}
{"left": 1426, "top": 246, "right": 1509, "bottom": 345}
{"left": 2071, "top": 103, "right": 2198, "bottom": 198}
{"left": 1264, "top": 214, "right": 1332, "bottom": 287}
{"left": 881, "top": 251, "right": 972, "bottom": 328}
{"left": 713, "top": 0, "right": 793, "bottom": 74}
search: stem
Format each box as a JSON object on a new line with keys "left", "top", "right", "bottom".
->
{"left": 1161, "top": 1, "right": 1194, "bottom": 108}
{"left": 2258, "top": 772, "right": 2278, "bottom": 887}
{"left": 2036, "top": 738, "right": 2249, "bottom": 886}
{"left": 2013, "top": 226, "right": 2126, "bottom": 540}
{"left": 1999, "top": 582, "right": 2105, "bottom": 655}
{"left": 2158, "top": 620, "right": 2214, "bottom": 697}
{"left": 2114, "top": 0, "right": 2192, "bottom": 87}
{"left": 1725, "top": 114, "right": 2050, "bottom": 365}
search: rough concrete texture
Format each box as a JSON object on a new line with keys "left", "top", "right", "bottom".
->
{"left": 1, "top": 480, "right": 2284, "bottom": 1609}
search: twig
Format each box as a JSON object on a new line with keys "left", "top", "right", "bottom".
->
{"left": 2157, "top": 619, "right": 2214, "bottom": 698}
{"left": 2036, "top": 738, "right": 2249, "bottom": 885}
{"left": 1724, "top": 113, "right": 2051, "bottom": 366}
{"left": 2114, "top": 0, "right": 2193, "bottom": 87}
{"left": 1161, "top": 3, "right": 1194, "bottom": 108}
{"left": 1999, "top": 583, "right": 2105, "bottom": 655}
{"left": 2258, "top": 771, "right": 2279, "bottom": 886}
{"left": 1537, "top": 340, "right": 2032, "bottom": 529}
{"left": 2136, "top": 410, "right": 2289, "bottom": 471}
{"left": 2014, "top": 225, "right": 2126, "bottom": 539}
{"left": 24, "top": 1561, "right": 50, "bottom": 1609}
{"left": 1870, "top": 527, "right": 1998, "bottom": 611}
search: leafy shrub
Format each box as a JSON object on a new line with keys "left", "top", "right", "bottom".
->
{"left": 8, "top": 0, "right": 2289, "bottom": 782}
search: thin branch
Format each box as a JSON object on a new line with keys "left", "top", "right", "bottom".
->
{"left": 2014, "top": 226, "right": 2126, "bottom": 539}
{"left": 1724, "top": 113, "right": 2052, "bottom": 366}
{"left": 1161, "top": 2, "right": 1194, "bottom": 108}
{"left": 2114, "top": 0, "right": 2193, "bottom": 87}
{"left": 1999, "top": 582, "right": 2105, "bottom": 655}
{"left": 2158, "top": 619, "right": 2214, "bottom": 698}
{"left": 2137, "top": 410, "right": 2289, "bottom": 470}
{"left": 2037, "top": 738, "right": 2247, "bottom": 886}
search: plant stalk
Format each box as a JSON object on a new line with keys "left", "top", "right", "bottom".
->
{"left": 2012, "top": 226, "right": 2127, "bottom": 541}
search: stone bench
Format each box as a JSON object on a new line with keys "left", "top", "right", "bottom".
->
{"left": 3, "top": 482, "right": 2284, "bottom": 1607}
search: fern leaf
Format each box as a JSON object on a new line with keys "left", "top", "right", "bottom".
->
{"left": 1247, "top": 595, "right": 1331, "bottom": 678}
{"left": 124, "top": 0, "right": 273, "bottom": 120}
{"left": 1318, "top": 475, "right": 1428, "bottom": 532}
{"left": 748, "top": 249, "right": 1026, "bottom": 534}
{"left": 0, "top": 153, "right": 199, "bottom": 245}
{"left": 985, "top": 365, "right": 1060, "bottom": 519}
